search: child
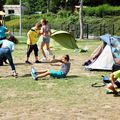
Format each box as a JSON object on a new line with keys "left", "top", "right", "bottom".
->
{"left": 0, "top": 34, "right": 18, "bottom": 65}
{"left": 106, "top": 70, "right": 120, "bottom": 95}
{"left": 25, "top": 22, "right": 42, "bottom": 64}
{"left": 40, "top": 19, "right": 52, "bottom": 61}
{"left": 0, "top": 35, "right": 18, "bottom": 77}
{"left": 31, "top": 55, "right": 71, "bottom": 80}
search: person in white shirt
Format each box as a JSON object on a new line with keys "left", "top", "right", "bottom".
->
{"left": 0, "top": 35, "right": 18, "bottom": 77}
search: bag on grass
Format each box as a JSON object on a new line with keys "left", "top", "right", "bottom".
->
{"left": 102, "top": 76, "right": 111, "bottom": 84}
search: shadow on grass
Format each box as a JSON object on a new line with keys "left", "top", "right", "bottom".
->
{"left": 20, "top": 74, "right": 31, "bottom": 77}
{"left": 15, "top": 63, "right": 27, "bottom": 66}
{"left": 0, "top": 62, "right": 27, "bottom": 66}
{"left": 65, "top": 75, "right": 79, "bottom": 80}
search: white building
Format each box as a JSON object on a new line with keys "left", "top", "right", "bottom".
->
{"left": 3, "top": 5, "right": 26, "bottom": 16}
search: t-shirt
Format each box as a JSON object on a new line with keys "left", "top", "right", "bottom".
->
{"left": 41, "top": 25, "right": 50, "bottom": 38}
{"left": 0, "top": 26, "right": 7, "bottom": 39}
{"left": 0, "top": 40, "right": 14, "bottom": 52}
{"left": 113, "top": 70, "right": 120, "bottom": 82}
{"left": 60, "top": 62, "right": 71, "bottom": 76}
{"left": 27, "top": 27, "right": 40, "bottom": 45}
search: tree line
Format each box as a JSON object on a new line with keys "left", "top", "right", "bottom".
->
{"left": 1, "top": 0, "right": 120, "bottom": 14}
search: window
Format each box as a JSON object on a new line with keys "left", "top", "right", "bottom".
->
{"left": 8, "top": 9, "right": 14, "bottom": 14}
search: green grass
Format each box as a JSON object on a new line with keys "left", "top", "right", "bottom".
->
{"left": 0, "top": 38, "right": 119, "bottom": 120}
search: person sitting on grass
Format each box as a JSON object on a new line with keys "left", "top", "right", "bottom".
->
{"left": 0, "top": 35, "right": 18, "bottom": 77}
{"left": 106, "top": 70, "right": 120, "bottom": 95}
{"left": 31, "top": 55, "right": 71, "bottom": 80}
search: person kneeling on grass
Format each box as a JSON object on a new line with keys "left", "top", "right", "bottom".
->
{"left": 31, "top": 55, "right": 71, "bottom": 80}
{"left": 106, "top": 70, "right": 120, "bottom": 95}
{"left": 0, "top": 35, "right": 18, "bottom": 77}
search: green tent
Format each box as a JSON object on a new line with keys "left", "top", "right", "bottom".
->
{"left": 50, "top": 30, "right": 78, "bottom": 49}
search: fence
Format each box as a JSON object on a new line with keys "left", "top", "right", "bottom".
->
{"left": 9, "top": 23, "right": 117, "bottom": 39}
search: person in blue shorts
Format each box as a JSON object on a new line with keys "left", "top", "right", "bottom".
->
{"left": 31, "top": 55, "right": 71, "bottom": 80}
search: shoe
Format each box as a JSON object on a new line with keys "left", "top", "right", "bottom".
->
{"left": 25, "top": 60, "right": 32, "bottom": 64}
{"left": 31, "top": 71, "right": 38, "bottom": 80}
{"left": 106, "top": 90, "right": 113, "bottom": 94}
{"left": 35, "top": 60, "right": 41, "bottom": 63}
{"left": 4, "top": 60, "right": 8, "bottom": 64}
{"left": 32, "top": 67, "right": 37, "bottom": 74}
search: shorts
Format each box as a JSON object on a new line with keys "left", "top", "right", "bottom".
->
{"left": 41, "top": 36, "right": 50, "bottom": 43}
{"left": 115, "top": 81, "right": 120, "bottom": 88}
{"left": 49, "top": 70, "right": 65, "bottom": 78}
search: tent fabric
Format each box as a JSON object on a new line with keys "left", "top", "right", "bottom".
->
{"left": 0, "top": 11, "right": 5, "bottom": 15}
{"left": 85, "top": 34, "right": 120, "bottom": 71}
{"left": 51, "top": 30, "right": 78, "bottom": 49}
{"left": 85, "top": 45, "right": 114, "bottom": 70}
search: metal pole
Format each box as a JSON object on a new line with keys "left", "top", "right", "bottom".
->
{"left": 79, "top": 0, "right": 83, "bottom": 39}
{"left": 19, "top": 0, "right": 22, "bottom": 36}
{"left": 112, "top": 24, "right": 114, "bottom": 35}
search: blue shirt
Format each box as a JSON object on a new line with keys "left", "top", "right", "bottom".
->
{"left": 0, "top": 40, "right": 14, "bottom": 52}
{"left": 0, "top": 26, "right": 7, "bottom": 39}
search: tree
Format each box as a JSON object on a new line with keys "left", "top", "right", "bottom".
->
{"left": 0, "top": 0, "right": 6, "bottom": 20}
{"left": 0, "top": 0, "right": 6, "bottom": 11}
{"left": 6, "top": 0, "right": 19, "bottom": 5}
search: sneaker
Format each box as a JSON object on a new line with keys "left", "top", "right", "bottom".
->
{"left": 31, "top": 71, "right": 38, "bottom": 80}
{"left": 32, "top": 67, "right": 37, "bottom": 74}
{"left": 106, "top": 90, "right": 113, "bottom": 94}
{"left": 25, "top": 60, "right": 32, "bottom": 64}
{"left": 4, "top": 60, "right": 8, "bottom": 64}
{"left": 35, "top": 60, "right": 41, "bottom": 63}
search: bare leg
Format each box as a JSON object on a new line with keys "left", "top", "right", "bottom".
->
{"left": 40, "top": 42, "right": 46, "bottom": 58}
{"left": 35, "top": 56, "right": 39, "bottom": 61}
{"left": 46, "top": 43, "right": 52, "bottom": 55}
{"left": 37, "top": 71, "right": 50, "bottom": 78}
{"left": 107, "top": 83, "right": 118, "bottom": 94}
{"left": 37, "top": 70, "right": 48, "bottom": 74}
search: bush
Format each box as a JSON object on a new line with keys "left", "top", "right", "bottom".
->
{"left": 83, "top": 4, "right": 120, "bottom": 17}
{"left": 57, "top": 9, "right": 71, "bottom": 18}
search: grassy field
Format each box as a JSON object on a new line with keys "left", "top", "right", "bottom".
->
{"left": 0, "top": 37, "right": 120, "bottom": 120}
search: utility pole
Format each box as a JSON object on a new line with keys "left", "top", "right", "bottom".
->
{"left": 79, "top": 0, "right": 83, "bottom": 39}
{"left": 19, "top": 0, "right": 22, "bottom": 36}
{"left": 47, "top": 0, "right": 50, "bottom": 13}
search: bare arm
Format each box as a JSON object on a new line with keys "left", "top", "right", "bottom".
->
{"left": 28, "top": 32, "right": 32, "bottom": 45}
{"left": 110, "top": 73, "right": 117, "bottom": 87}
{"left": 50, "top": 62, "right": 62, "bottom": 66}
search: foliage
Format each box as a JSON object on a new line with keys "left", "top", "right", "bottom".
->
{"left": 5, "top": 0, "right": 19, "bottom": 5}
{"left": 0, "top": 0, "right": 6, "bottom": 11}
{"left": 4, "top": 0, "right": 120, "bottom": 15}
{"left": 83, "top": 0, "right": 120, "bottom": 6}
{"left": 83, "top": 4, "right": 120, "bottom": 17}
{"left": 57, "top": 9, "right": 71, "bottom": 18}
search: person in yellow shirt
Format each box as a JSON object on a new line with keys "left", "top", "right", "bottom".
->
{"left": 25, "top": 22, "right": 42, "bottom": 64}
{"left": 106, "top": 70, "right": 120, "bottom": 95}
